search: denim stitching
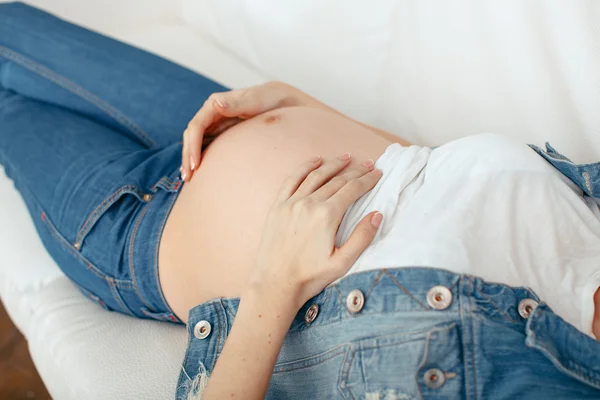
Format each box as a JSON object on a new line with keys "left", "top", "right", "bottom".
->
{"left": 108, "top": 278, "right": 135, "bottom": 317}
{"left": 365, "top": 269, "right": 385, "bottom": 299}
{"left": 0, "top": 46, "right": 157, "bottom": 148}
{"left": 211, "top": 302, "right": 222, "bottom": 370}
{"left": 475, "top": 288, "right": 518, "bottom": 324}
{"left": 153, "top": 188, "right": 182, "bottom": 314}
{"left": 383, "top": 270, "right": 429, "bottom": 310}
{"left": 337, "top": 345, "right": 354, "bottom": 400}
{"left": 76, "top": 184, "right": 143, "bottom": 245}
{"left": 40, "top": 211, "right": 132, "bottom": 287}
{"left": 414, "top": 322, "right": 431, "bottom": 400}
{"left": 128, "top": 203, "right": 152, "bottom": 309}
{"left": 345, "top": 349, "right": 357, "bottom": 400}
{"left": 274, "top": 345, "right": 348, "bottom": 374}
{"left": 459, "top": 277, "right": 471, "bottom": 400}
{"left": 468, "top": 277, "right": 479, "bottom": 400}
{"left": 333, "top": 286, "right": 346, "bottom": 316}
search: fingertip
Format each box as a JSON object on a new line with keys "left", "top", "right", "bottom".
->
{"left": 213, "top": 98, "right": 228, "bottom": 109}
{"left": 370, "top": 212, "right": 383, "bottom": 229}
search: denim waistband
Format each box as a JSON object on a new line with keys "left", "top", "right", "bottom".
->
{"left": 131, "top": 143, "right": 185, "bottom": 323}
{"left": 181, "top": 267, "right": 600, "bottom": 393}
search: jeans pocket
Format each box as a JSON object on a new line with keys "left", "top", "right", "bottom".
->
{"left": 74, "top": 184, "right": 148, "bottom": 278}
{"left": 270, "top": 345, "right": 351, "bottom": 399}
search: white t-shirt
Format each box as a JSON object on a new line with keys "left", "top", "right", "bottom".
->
{"left": 335, "top": 133, "right": 600, "bottom": 337}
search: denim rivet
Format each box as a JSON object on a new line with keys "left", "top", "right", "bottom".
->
{"left": 424, "top": 368, "right": 446, "bottom": 389}
{"left": 304, "top": 304, "right": 319, "bottom": 324}
{"left": 194, "top": 320, "right": 211, "bottom": 339}
{"left": 426, "top": 286, "right": 452, "bottom": 310}
{"left": 73, "top": 241, "right": 81, "bottom": 250}
{"left": 346, "top": 289, "right": 365, "bottom": 313}
{"left": 518, "top": 298, "right": 539, "bottom": 319}
{"left": 143, "top": 193, "right": 153, "bottom": 201}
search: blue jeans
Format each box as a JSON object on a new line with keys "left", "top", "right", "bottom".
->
{"left": 178, "top": 267, "right": 600, "bottom": 399}
{"left": 0, "top": 2, "right": 227, "bottom": 322}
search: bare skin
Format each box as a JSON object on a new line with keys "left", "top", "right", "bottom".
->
{"left": 158, "top": 106, "right": 394, "bottom": 322}
{"left": 161, "top": 83, "right": 600, "bottom": 336}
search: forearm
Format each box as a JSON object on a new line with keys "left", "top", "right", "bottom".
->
{"left": 281, "top": 82, "right": 412, "bottom": 147}
{"left": 202, "top": 287, "right": 297, "bottom": 399}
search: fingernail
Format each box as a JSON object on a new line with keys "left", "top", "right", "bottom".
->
{"left": 337, "top": 152, "right": 351, "bottom": 161}
{"left": 310, "top": 155, "right": 321, "bottom": 162}
{"left": 179, "top": 165, "right": 183, "bottom": 172}
{"left": 372, "top": 168, "right": 383, "bottom": 176}
{"left": 361, "top": 159, "right": 374, "bottom": 168}
{"left": 214, "top": 99, "right": 228, "bottom": 109}
{"left": 371, "top": 212, "right": 383, "bottom": 228}
{"left": 190, "top": 157, "right": 196, "bottom": 171}
{"left": 181, "top": 172, "right": 187, "bottom": 180}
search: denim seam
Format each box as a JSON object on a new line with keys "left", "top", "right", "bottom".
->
{"left": 128, "top": 203, "right": 153, "bottom": 309}
{"left": 344, "top": 349, "right": 357, "bottom": 400}
{"left": 40, "top": 210, "right": 132, "bottom": 287}
{"left": 414, "top": 321, "right": 431, "bottom": 400}
{"left": 468, "top": 276, "right": 479, "bottom": 400}
{"left": 475, "top": 288, "right": 518, "bottom": 324}
{"left": 0, "top": 46, "right": 156, "bottom": 148}
{"left": 527, "top": 322, "right": 600, "bottom": 389}
{"left": 274, "top": 345, "right": 348, "bottom": 374}
{"left": 459, "top": 277, "right": 471, "bottom": 400}
{"left": 383, "top": 270, "right": 429, "bottom": 310}
{"left": 222, "top": 300, "right": 236, "bottom": 319}
{"left": 338, "top": 345, "right": 353, "bottom": 400}
{"left": 108, "top": 278, "right": 136, "bottom": 317}
{"left": 211, "top": 302, "right": 222, "bottom": 370}
{"left": 153, "top": 187, "right": 183, "bottom": 317}
{"left": 365, "top": 269, "right": 385, "bottom": 299}
{"left": 333, "top": 286, "right": 347, "bottom": 317}
{"left": 76, "top": 184, "right": 144, "bottom": 245}
{"left": 179, "top": 324, "right": 195, "bottom": 386}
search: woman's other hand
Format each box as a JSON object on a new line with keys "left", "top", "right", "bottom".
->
{"left": 180, "top": 81, "right": 303, "bottom": 182}
{"left": 247, "top": 153, "right": 384, "bottom": 312}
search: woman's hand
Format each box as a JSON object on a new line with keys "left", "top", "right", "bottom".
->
{"left": 180, "top": 81, "right": 304, "bottom": 181}
{"left": 247, "top": 153, "right": 384, "bottom": 311}
{"left": 202, "top": 154, "right": 383, "bottom": 400}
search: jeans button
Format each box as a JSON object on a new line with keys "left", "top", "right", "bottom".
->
{"left": 424, "top": 368, "right": 446, "bottom": 389}
{"left": 426, "top": 286, "right": 452, "bottom": 310}
{"left": 193, "top": 320, "right": 211, "bottom": 339}
{"left": 304, "top": 304, "right": 319, "bottom": 324}
{"left": 518, "top": 298, "right": 539, "bottom": 319}
{"left": 346, "top": 289, "right": 365, "bottom": 313}
{"left": 143, "top": 193, "right": 153, "bottom": 201}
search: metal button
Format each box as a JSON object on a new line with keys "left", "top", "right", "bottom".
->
{"left": 518, "top": 298, "right": 539, "bottom": 319}
{"left": 304, "top": 304, "right": 319, "bottom": 324}
{"left": 73, "top": 241, "right": 81, "bottom": 250}
{"left": 424, "top": 368, "right": 446, "bottom": 389}
{"left": 346, "top": 289, "right": 365, "bottom": 313}
{"left": 143, "top": 193, "right": 153, "bottom": 201}
{"left": 193, "top": 320, "right": 211, "bottom": 339}
{"left": 426, "top": 286, "right": 452, "bottom": 310}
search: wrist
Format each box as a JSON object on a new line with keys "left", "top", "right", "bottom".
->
{"left": 243, "top": 280, "right": 300, "bottom": 318}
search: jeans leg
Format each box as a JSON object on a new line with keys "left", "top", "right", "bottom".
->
{"left": 0, "top": 87, "right": 145, "bottom": 230}
{"left": 0, "top": 2, "right": 228, "bottom": 149}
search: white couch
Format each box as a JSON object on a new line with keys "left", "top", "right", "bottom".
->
{"left": 1, "top": 1, "right": 599, "bottom": 399}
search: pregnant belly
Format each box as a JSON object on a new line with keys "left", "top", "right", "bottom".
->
{"left": 159, "top": 106, "right": 392, "bottom": 321}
